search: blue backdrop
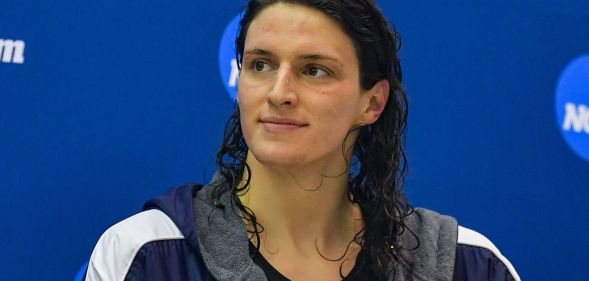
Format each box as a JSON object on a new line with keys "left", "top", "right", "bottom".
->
{"left": 1, "top": 1, "right": 588, "bottom": 280}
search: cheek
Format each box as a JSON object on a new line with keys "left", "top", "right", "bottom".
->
{"left": 325, "top": 98, "right": 363, "bottom": 124}
{"left": 237, "top": 92, "right": 257, "bottom": 141}
{"left": 237, "top": 84, "right": 264, "bottom": 117}
{"left": 315, "top": 103, "right": 357, "bottom": 142}
{"left": 239, "top": 105, "right": 257, "bottom": 142}
{"left": 335, "top": 100, "right": 365, "bottom": 136}
{"left": 238, "top": 71, "right": 274, "bottom": 93}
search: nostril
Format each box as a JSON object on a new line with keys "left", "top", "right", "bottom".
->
{"left": 279, "top": 100, "right": 294, "bottom": 109}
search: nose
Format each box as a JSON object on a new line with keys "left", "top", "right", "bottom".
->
{"left": 267, "top": 67, "right": 298, "bottom": 110}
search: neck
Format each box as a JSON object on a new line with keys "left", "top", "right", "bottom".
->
{"left": 239, "top": 152, "right": 363, "bottom": 257}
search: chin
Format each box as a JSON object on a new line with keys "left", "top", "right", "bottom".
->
{"left": 248, "top": 147, "right": 306, "bottom": 168}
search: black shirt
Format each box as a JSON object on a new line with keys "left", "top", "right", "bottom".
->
{"left": 249, "top": 241, "right": 378, "bottom": 281}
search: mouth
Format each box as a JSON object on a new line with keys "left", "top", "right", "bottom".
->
{"left": 259, "top": 117, "right": 308, "bottom": 132}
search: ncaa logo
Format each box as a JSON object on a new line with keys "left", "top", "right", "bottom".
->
{"left": 555, "top": 55, "right": 589, "bottom": 162}
{"left": 218, "top": 14, "right": 242, "bottom": 101}
{"left": 0, "top": 39, "right": 25, "bottom": 64}
{"left": 73, "top": 262, "right": 88, "bottom": 281}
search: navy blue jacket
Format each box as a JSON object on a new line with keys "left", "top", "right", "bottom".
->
{"left": 85, "top": 183, "right": 520, "bottom": 281}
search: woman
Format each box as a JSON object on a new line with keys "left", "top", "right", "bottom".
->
{"left": 85, "top": 1, "right": 520, "bottom": 280}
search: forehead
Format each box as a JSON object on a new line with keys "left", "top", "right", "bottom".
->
{"left": 245, "top": 3, "right": 357, "bottom": 64}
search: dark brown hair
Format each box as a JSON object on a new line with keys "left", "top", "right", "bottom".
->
{"left": 214, "top": 0, "right": 414, "bottom": 279}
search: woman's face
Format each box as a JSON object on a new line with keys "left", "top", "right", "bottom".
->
{"left": 238, "top": 3, "right": 380, "bottom": 172}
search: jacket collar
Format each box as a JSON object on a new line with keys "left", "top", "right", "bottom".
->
{"left": 142, "top": 183, "right": 202, "bottom": 250}
{"left": 142, "top": 173, "right": 458, "bottom": 281}
{"left": 192, "top": 174, "right": 267, "bottom": 280}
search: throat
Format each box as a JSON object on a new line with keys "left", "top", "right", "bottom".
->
{"left": 249, "top": 232, "right": 365, "bottom": 281}
{"left": 238, "top": 150, "right": 365, "bottom": 272}
{"left": 239, "top": 163, "right": 362, "bottom": 245}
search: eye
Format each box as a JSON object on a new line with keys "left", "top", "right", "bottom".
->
{"left": 303, "top": 65, "right": 330, "bottom": 77}
{"left": 251, "top": 60, "right": 272, "bottom": 72}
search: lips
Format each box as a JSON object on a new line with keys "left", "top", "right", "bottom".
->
{"left": 260, "top": 117, "right": 307, "bottom": 126}
{"left": 259, "top": 116, "right": 308, "bottom": 132}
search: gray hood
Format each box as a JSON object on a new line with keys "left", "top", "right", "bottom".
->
{"left": 192, "top": 175, "right": 458, "bottom": 281}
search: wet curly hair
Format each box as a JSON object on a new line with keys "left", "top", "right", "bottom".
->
{"left": 212, "top": 0, "right": 415, "bottom": 279}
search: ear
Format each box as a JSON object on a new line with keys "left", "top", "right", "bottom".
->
{"left": 360, "top": 79, "right": 390, "bottom": 124}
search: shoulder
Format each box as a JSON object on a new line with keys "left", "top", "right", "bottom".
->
{"left": 454, "top": 226, "right": 521, "bottom": 281}
{"left": 402, "top": 208, "right": 520, "bottom": 281}
{"left": 85, "top": 209, "right": 184, "bottom": 281}
{"left": 410, "top": 208, "right": 458, "bottom": 234}
{"left": 399, "top": 208, "right": 458, "bottom": 280}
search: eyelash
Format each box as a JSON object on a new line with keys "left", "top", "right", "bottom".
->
{"left": 249, "top": 59, "right": 332, "bottom": 78}
{"left": 250, "top": 60, "right": 272, "bottom": 72}
{"left": 302, "top": 65, "right": 330, "bottom": 77}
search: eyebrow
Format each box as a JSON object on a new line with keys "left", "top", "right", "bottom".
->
{"left": 244, "top": 48, "right": 274, "bottom": 57}
{"left": 244, "top": 48, "right": 343, "bottom": 66}
{"left": 299, "top": 54, "right": 341, "bottom": 64}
